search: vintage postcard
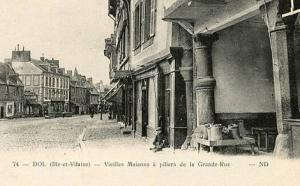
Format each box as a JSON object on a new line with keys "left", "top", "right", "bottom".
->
{"left": 0, "top": 0, "right": 299, "bottom": 185}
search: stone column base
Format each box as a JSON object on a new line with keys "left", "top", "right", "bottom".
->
{"left": 274, "top": 134, "right": 291, "bottom": 159}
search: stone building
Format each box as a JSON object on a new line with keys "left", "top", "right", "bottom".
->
{"left": 162, "top": 0, "right": 300, "bottom": 157}
{"left": 104, "top": 0, "right": 300, "bottom": 157}
{"left": 0, "top": 62, "right": 24, "bottom": 119}
{"left": 86, "top": 78, "right": 100, "bottom": 113}
{"left": 24, "top": 90, "right": 40, "bottom": 117}
{"left": 10, "top": 47, "right": 70, "bottom": 116}
{"left": 105, "top": 0, "right": 133, "bottom": 124}
{"left": 68, "top": 69, "right": 88, "bottom": 115}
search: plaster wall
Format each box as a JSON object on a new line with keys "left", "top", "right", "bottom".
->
{"left": 213, "top": 22, "right": 275, "bottom": 113}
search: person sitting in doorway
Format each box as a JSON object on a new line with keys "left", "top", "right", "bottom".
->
{"left": 150, "top": 127, "right": 166, "bottom": 152}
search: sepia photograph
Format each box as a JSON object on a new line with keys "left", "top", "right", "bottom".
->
{"left": 0, "top": 0, "right": 300, "bottom": 185}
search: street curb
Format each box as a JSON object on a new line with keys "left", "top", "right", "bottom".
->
{"left": 77, "top": 127, "right": 87, "bottom": 151}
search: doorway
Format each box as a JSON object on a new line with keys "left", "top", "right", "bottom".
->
{"left": 162, "top": 75, "right": 171, "bottom": 145}
{"left": 141, "top": 79, "right": 148, "bottom": 137}
{"left": 0, "top": 106, "right": 4, "bottom": 118}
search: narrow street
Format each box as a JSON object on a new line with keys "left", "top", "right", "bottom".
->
{"left": 0, "top": 114, "right": 147, "bottom": 152}
{"left": 0, "top": 115, "right": 271, "bottom": 159}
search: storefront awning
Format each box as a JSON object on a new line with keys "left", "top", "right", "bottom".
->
{"left": 111, "top": 70, "right": 132, "bottom": 81}
{"left": 106, "top": 85, "right": 123, "bottom": 102}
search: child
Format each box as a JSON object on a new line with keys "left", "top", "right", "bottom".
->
{"left": 150, "top": 127, "right": 166, "bottom": 152}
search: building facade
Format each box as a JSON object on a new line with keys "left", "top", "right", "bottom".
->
{"left": 0, "top": 62, "right": 24, "bottom": 119}
{"left": 69, "top": 69, "right": 88, "bottom": 115}
{"left": 105, "top": 0, "right": 133, "bottom": 125}
{"left": 24, "top": 90, "right": 40, "bottom": 117}
{"left": 11, "top": 47, "right": 70, "bottom": 116}
{"left": 104, "top": 0, "right": 300, "bottom": 157}
{"left": 86, "top": 78, "right": 100, "bottom": 113}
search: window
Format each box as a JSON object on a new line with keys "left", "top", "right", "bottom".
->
{"left": 144, "top": 0, "right": 151, "bottom": 41}
{"left": 7, "top": 105, "right": 13, "bottom": 114}
{"left": 57, "top": 78, "right": 59, "bottom": 88}
{"left": 25, "top": 76, "right": 31, "bottom": 86}
{"left": 45, "top": 88, "right": 48, "bottom": 99}
{"left": 143, "top": 0, "right": 156, "bottom": 41}
{"left": 52, "top": 78, "right": 55, "bottom": 87}
{"left": 33, "top": 76, "right": 39, "bottom": 86}
{"left": 134, "top": 2, "right": 142, "bottom": 49}
{"left": 134, "top": 0, "right": 156, "bottom": 49}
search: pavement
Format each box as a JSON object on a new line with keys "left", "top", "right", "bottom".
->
{"left": 1, "top": 114, "right": 299, "bottom": 186}
{"left": 0, "top": 113, "right": 274, "bottom": 159}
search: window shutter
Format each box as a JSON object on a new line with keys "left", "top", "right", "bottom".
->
{"left": 134, "top": 4, "right": 141, "bottom": 49}
{"left": 143, "top": 0, "right": 151, "bottom": 42}
{"left": 132, "top": 9, "right": 135, "bottom": 49}
{"left": 150, "top": 0, "right": 157, "bottom": 37}
{"left": 141, "top": 0, "right": 145, "bottom": 44}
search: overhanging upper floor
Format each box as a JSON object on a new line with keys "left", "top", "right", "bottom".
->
{"left": 163, "top": 0, "right": 274, "bottom": 35}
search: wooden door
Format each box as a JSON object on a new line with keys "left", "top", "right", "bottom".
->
{"left": 0, "top": 106, "right": 4, "bottom": 118}
{"left": 141, "top": 79, "right": 148, "bottom": 137}
{"left": 163, "top": 75, "right": 171, "bottom": 145}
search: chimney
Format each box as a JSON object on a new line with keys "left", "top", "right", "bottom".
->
{"left": 67, "top": 70, "right": 72, "bottom": 76}
{"left": 40, "top": 53, "right": 45, "bottom": 62}
{"left": 11, "top": 46, "right": 31, "bottom": 62}
{"left": 87, "top": 77, "right": 93, "bottom": 84}
{"left": 60, "top": 68, "right": 65, "bottom": 75}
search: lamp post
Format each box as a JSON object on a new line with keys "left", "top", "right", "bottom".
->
{"left": 100, "top": 100, "right": 103, "bottom": 120}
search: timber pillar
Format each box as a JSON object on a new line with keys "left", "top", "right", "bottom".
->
{"left": 194, "top": 34, "right": 218, "bottom": 126}
{"left": 262, "top": 0, "right": 298, "bottom": 158}
{"left": 179, "top": 49, "right": 194, "bottom": 149}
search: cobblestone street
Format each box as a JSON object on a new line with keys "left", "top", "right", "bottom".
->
{"left": 0, "top": 114, "right": 137, "bottom": 151}
{"left": 0, "top": 114, "right": 298, "bottom": 186}
{"left": 0, "top": 114, "right": 272, "bottom": 159}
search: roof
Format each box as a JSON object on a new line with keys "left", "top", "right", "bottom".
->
{"left": 0, "top": 62, "right": 23, "bottom": 86}
{"left": 30, "top": 58, "right": 69, "bottom": 76}
{"left": 86, "top": 81, "right": 99, "bottom": 95}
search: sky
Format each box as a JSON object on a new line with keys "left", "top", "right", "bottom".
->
{"left": 0, "top": 0, "right": 113, "bottom": 84}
